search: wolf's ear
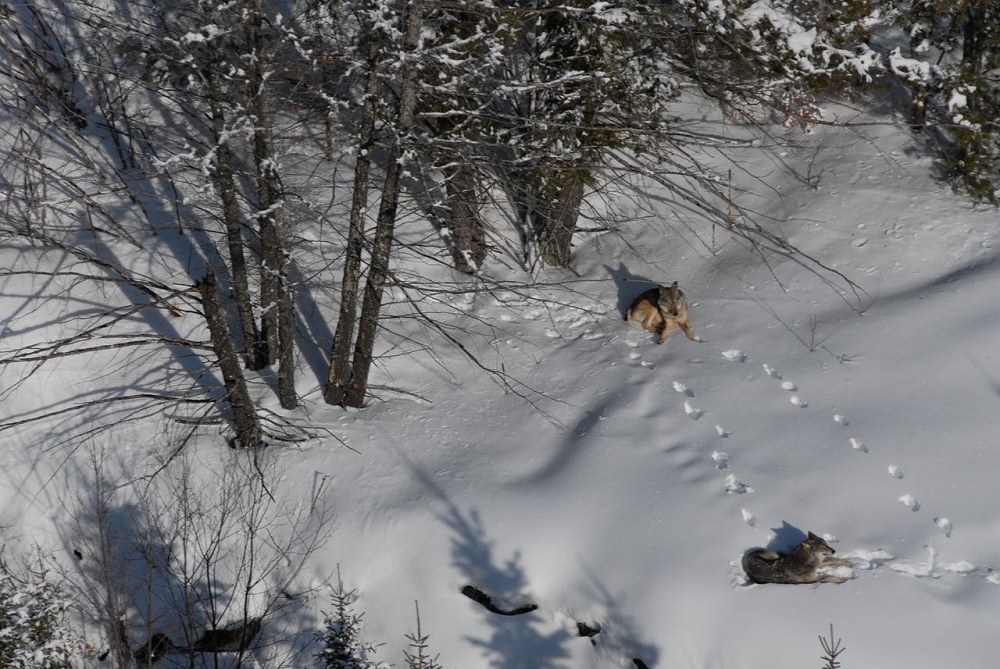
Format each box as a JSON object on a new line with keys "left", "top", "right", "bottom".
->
{"left": 671, "top": 281, "right": 679, "bottom": 289}
{"left": 806, "top": 531, "right": 819, "bottom": 540}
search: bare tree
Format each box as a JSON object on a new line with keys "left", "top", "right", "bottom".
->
{"left": 324, "top": 5, "right": 386, "bottom": 407}
{"left": 64, "top": 439, "right": 332, "bottom": 668}
{"left": 196, "top": 270, "right": 264, "bottom": 449}
{"left": 322, "top": 0, "right": 424, "bottom": 408}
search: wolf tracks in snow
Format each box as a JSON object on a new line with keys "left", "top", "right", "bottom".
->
{"left": 669, "top": 360, "right": 754, "bottom": 516}
{"left": 691, "top": 349, "right": 966, "bottom": 572}
{"left": 660, "top": 343, "right": 971, "bottom": 578}
{"left": 754, "top": 358, "right": 979, "bottom": 581}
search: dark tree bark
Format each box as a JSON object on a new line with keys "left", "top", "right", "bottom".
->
{"left": 341, "top": 0, "right": 423, "bottom": 408}
{"left": 207, "top": 75, "right": 266, "bottom": 371}
{"left": 248, "top": 0, "right": 296, "bottom": 409}
{"left": 443, "top": 161, "right": 488, "bottom": 273}
{"left": 196, "top": 270, "right": 264, "bottom": 448}
{"left": 323, "top": 30, "right": 382, "bottom": 407}
{"left": 535, "top": 170, "right": 585, "bottom": 268}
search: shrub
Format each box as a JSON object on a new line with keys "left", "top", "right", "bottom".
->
{"left": 0, "top": 560, "right": 79, "bottom": 669}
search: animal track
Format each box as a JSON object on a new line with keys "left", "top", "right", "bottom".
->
{"left": 684, "top": 400, "right": 703, "bottom": 420}
{"left": 844, "top": 545, "right": 1000, "bottom": 584}
{"left": 724, "top": 474, "right": 752, "bottom": 494}
{"left": 722, "top": 349, "right": 746, "bottom": 362}
{"left": 667, "top": 373, "right": 754, "bottom": 527}
{"left": 734, "top": 354, "right": 971, "bottom": 583}
{"left": 711, "top": 451, "right": 730, "bottom": 470}
{"left": 935, "top": 517, "right": 953, "bottom": 537}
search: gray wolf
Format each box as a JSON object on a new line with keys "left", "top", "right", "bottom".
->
{"left": 742, "top": 532, "right": 853, "bottom": 584}
{"left": 133, "top": 619, "right": 261, "bottom": 665}
{"left": 625, "top": 281, "right": 696, "bottom": 344}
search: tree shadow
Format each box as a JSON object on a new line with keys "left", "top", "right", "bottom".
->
{"left": 518, "top": 394, "right": 622, "bottom": 486}
{"left": 58, "top": 450, "right": 322, "bottom": 669}
{"left": 292, "top": 268, "right": 337, "bottom": 395}
{"left": 445, "top": 504, "right": 572, "bottom": 669}
{"left": 578, "top": 563, "right": 662, "bottom": 669}
{"left": 405, "top": 462, "right": 572, "bottom": 669}
{"left": 62, "top": 481, "right": 195, "bottom": 665}
{"left": 967, "top": 353, "right": 1000, "bottom": 400}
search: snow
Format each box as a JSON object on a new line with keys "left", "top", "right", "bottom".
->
{"left": 948, "top": 88, "right": 969, "bottom": 112}
{"left": 3, "top": 102, "right": 1000, "bottom": 669}
{"left": 786, "top": 27, "right": 817, "bottom": 55}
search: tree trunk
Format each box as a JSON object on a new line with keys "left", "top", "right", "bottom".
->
{"left": 207, "top": 79, "right": 266, "bottom": 371}
{"left": 196, "top": 270, "right": 264, "bottom": 448}
{"left": 443, "top": 161, "right": 487, "bottom": 273}
{"left": 495, "top": 166, "right": 535, "bottom": 271}
{"left": 249, "top": 1, "right": 296, "bottom": 409}
{"left": 341, "top": 0, "right": 423, "bottom": 408}
{"left": 323, "top": 31, "right": 382, "bottom": 406}
{"left": 536, "top": 170, "right": 585, "bottom": 268}
{"left": 962, "top": 5, "right": 987, "bottom": 114}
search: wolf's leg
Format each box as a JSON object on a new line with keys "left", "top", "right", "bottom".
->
{"left": 658, "top": 319, "right": 679, "bottom": 344}
{"left": 679, "top": 319, "right": 697, "bottom": 341}
{"left": 824, "top": 557, "right": 855, "bottom": 569}
{"left": 641, "top": 312, "right": 657, "bottom": 334}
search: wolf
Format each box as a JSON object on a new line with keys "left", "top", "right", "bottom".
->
{"left": 625, "top": 281, "right": 696, "bottom": 344}
{"left": 132, "top": 619, "right": 261, "bottom": 665}
{"left": 742, "top": 532, "right": 853, "bottom": 585}
{"left": 189, "top": 618, "right": 261, "bottom": 653}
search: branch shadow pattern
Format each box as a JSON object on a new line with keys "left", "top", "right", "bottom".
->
{"left": 59, "top": 450, "right": 323, "bottom": 669}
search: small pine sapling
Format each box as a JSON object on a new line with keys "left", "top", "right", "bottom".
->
{"left": 403, "top": 602, "right": 442, "bottom": 669}
{"left": 819, "top": 624, "right": 845, "bottom": 669}
{"left": 318, "top": 570, "right": 382, "bottom": 669}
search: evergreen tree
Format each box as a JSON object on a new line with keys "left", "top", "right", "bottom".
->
{"left": 886, "top": 0, "right": 1000, "bottom": 200}
{"left": 318, "top": 575, "right": 383, "bottom": 669}
{"left": 0, "top": 566, "right": 79, "bottom": 669}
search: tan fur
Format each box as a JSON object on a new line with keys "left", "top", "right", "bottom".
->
{"left": 742, "top": 532, "right": 853, "bottom": 585}
{"left": 625, "top": 281, "right": 696, "bottom": 344}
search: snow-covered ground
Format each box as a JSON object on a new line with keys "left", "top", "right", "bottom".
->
{"left": 3, "top": 103, "right": 1000, "bottom": 669}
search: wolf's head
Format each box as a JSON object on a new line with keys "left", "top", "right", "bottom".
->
{"left": 803, "top": 531, "right": 836, "bottom": 556}
{"left": 657, "top": 281, "right": 686, "bottom": 317}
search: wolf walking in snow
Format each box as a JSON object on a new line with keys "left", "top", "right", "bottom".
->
{"left": 742, "top": 531, "right": 853, "bottom": 584}
{"left": 625, "top": 281, "right": 696, "bottom": 344}
{"left": 133, "top": 619, "right": 261, "bottom": 666}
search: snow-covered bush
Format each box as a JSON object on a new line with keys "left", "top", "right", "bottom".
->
{"left": 0, "top": 565, "right": 79, "bottom": 669}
